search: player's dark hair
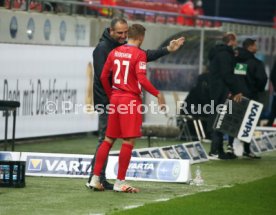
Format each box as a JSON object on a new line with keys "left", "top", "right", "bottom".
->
{"left": 128, "top": 24, "right": 146, "bottom": 40}
{"left": 242, "top": 38, "right": 256, "bottom": 49}
{"left": 222, "top": 32, "right": 236, "bottom": 44}
{"left": 110, "top": 18, "right": 127, "bottom": 29}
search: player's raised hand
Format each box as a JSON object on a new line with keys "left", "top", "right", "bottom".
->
{"left": 167, "top": 37, "right": 185, "bottom": 52}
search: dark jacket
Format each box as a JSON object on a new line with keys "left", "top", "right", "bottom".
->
{"left": 183, "top": 72, "right": 210, "bottom": 117}
{"left": 271, "top": 61, "right": 276, "bottom": 92}
{"left": 93, "top": 28, "right": 170, "bottom": 107}
{"left": 208, "top": 44, "right": 241, "bottom": 104}
{"left": 235, "top": 47, "right": 267, "bottom": 100}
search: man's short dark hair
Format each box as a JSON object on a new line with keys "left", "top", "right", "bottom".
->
{"left": 128, "top": 24, "right": 146, "bottom": 40}
{"left": 110, "top": 18, "right": 127, "bottom": 29}
{"left": 242, "top": 38, "right": 256, "bottom": 49}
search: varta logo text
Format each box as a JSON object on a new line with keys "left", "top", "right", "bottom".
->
{"left": 45, "top": 160, "right": 91, "bottom": 172}
{"left": 129, "top": 162, "right": 154, "bottom": 170}
{"left": 28, "top": 159, "right": 42, "bottom": 171}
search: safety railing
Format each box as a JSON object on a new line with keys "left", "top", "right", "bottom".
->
{"left": 3, "top": 0, "right": 274, "bottom": 28}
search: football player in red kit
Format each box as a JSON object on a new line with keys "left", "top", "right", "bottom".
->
{"left": 89, "top": 24, "right": 184, "bottom": 192}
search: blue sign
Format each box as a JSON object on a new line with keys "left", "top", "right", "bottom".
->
{"left": 27, "top": 18, "right": 35, "bottom": 40}
{"left": 59, "top": 21, "right": 67, "bottom": 41}
{"left": 44, "top": 19, "right": 51, "bottom": 40}
{"left": 114, "top": 160, "right": 181, "bottom": 181}
{"left": 10, "top": 16, "right": 18, "bottom": 39}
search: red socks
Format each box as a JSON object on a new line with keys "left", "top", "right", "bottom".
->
{"left": 117, "top": 143, "right": 133, "bottom": 180}
{"left": 93, "top": 141, "right": 133, "bottom": 180}
{"left": 93, "top": 141, "right": 112, "bottom": 176}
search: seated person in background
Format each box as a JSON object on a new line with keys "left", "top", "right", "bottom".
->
{"left": 179, "top": 70, "right": 211, "bottom": 140}
{"left": 177, "top": 0, "right": 198, "bottom": 26}
{"left": 180, "top": 71, "right": 210, "bottom": 119}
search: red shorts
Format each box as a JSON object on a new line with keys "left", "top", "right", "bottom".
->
{"left": 106, "top": 95, "right": 142, "bottom": 139}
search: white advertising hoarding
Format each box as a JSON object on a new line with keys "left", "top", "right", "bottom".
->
{"left": 237, "top": 100, "right": 263, "bottom": 143}
{"left": 19, "top": 152, "right": 191, "bottom": 183}
{"left": 0, "top": 44, "right": 98, "bottom": 140}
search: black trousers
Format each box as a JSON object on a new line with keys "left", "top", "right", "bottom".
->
{"left": 208, "top": 88, "right": 228, "bottom": 155}
{"left": 267, "top": 95, "right": 276, "bottom": 126}
{"left": 208, "top": 113, "right": 225, "bottom": 155}
{"left": 88, "top": 109, "right": 109, "bottom": 182}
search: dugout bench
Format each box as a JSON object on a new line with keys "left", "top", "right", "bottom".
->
{"left": 0, "top": 100, "right": 20, "bottom": 151}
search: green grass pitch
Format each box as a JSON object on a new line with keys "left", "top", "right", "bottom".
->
{"left": 0, "top": 134, "right": 276, "bottom": 215}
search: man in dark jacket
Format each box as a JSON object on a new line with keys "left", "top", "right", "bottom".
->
{"left": 267, "top": 61, "right": 276, "bottom": 126}
{"left": 228, "top": 38, "right": 267, "bottom": 158}
{"left": 87, "top": 18, "right": 185, "bottom": 189}
{"left": 235, "top": 38, "right": 267, "bottom": 101}
{"left": 208, "top": 32, "right": 243, "bottom": 160}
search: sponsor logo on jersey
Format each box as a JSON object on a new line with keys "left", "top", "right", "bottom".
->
{"left": 139, "top": 62, "right": 146, "bottom": 70}
{"left": 234, "top": 63, "right": 247, "bottom": 75}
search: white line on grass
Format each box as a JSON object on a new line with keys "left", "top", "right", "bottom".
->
{"left": 123, "top": 204, "right": 144, "bottom": 210}
{"left": 221, "top": 184, "right": 234, "bottom": 188}
{"left": 120, "top": 184, "right": 231, "bottom": 213}
{"left": 154, "top": 198, "right": 170, "bottom": 202}
{"left": 88, "top": 213, "right": 105, "bottom": 215}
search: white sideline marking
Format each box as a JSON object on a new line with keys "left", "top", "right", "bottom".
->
{"left": 124, "top": 204, "right": 143, "bottom": 210}
{"left": 154, "top": 198, "right": 170, "bottom": 202}
{"left": 88, "top": 213, "right": 104, "bottom": 215}
{"left": 120, "top": 184, "right": 232, "bottom": 212}
{"left": 201, "top": 188, "right": 217, "bottom": 192}
{"left": 178, "top": 193, "right": 193, "bottom": 197}
{"left": 221, "top": 184, "right": 233, "bottom": 188}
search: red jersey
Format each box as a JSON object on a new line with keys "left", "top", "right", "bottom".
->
{"left": 101, "top": 44, "right": 159, "bottom": 99}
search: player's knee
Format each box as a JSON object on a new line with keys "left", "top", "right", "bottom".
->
{"left": 105, "top": 136, "right": 115, "bottom": 145}
{"left": 123, "top": 138, "right": 135, "bottom": 146}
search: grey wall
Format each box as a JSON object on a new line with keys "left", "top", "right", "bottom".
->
{"left": 0, "top": 9, "right": 91, "bottom": 46}
{"left": 1, "top": 8, "right": 276, "bottom": 49}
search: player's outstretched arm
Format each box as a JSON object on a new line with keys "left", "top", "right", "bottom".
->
{"left": 167, "top": 37, "right": 185, "bottom": 52}
{"left": 145, "top": 37, "right": 184, "bottom": 62}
